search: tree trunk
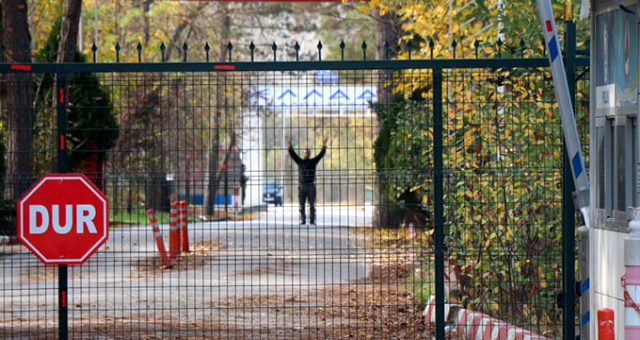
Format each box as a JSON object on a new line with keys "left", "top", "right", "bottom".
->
{"left": 206, "top": 112, "right": 221, "bottom": 216}
{"left": 57, "top": 0, "right": 82, "bottom": 63}
{"left": 372, "top": 11, "right": 400, "bottom": 228}
{"left": 147, "top": 170, "right": 169, "bottom": 212}
{"left": 205, "top": 3, "right": 231, "bottom": 216}
{"left": 142, "top": 0, "right": 152, "bottom": 45}
{"left": 218, "top": 3, "right": 231, "bottom": 62}
{"left": 125, "top": 178, "right": 132, "bottom": 214}
{"left": 1, "top": 0, "right": 34, "bottom": 201}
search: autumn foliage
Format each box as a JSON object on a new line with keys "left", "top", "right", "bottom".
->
{"left": 367, "top": 0, "right": 589, "bottom": 334}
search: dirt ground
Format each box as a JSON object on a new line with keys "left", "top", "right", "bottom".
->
{"left": 2, "top": 209, "right": 426, "bottom": 339}
{"left": 2, "top": 263, "right": 426, "bottom": 340}
{"left": 130, "top": 239, "right": 227, "bottom": 277}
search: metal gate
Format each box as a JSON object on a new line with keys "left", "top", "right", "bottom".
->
{"left": 0, "top": 25, "right": 588, "bottom": 339}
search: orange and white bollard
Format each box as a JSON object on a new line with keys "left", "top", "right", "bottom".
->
{"left": 598, "top": 308, "right": 614, "bottom": 340}
{"left": 233, "top": 185, "right": 241, "bottom": 213}
{"left": 178, "top": 200, "right": 189, "bottom": 253}
{"left": 624, "top": 208, "right": 640, "bottom": 339}
{"left": 147, "top": 209, "right": 171, "bottom": 269}
{"left": 169, "top": 201, "right": 180, "bottom": 259}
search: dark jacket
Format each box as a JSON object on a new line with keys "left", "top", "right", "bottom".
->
{"left": 289, "top": 146, "right": 326, "bottom": 184}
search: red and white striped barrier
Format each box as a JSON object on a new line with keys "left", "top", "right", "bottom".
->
{"left": 0, "top": 235, "right": 17, "bottom": 244}
{"left": 169, "top": 201, "right": 180, "bottom": 259}
{"left": 178, "top": 200, "right": 189, "bottom": 253}
{"left": 423, "top": 296, "right": 547, "bottom": 340}
{"left": 146, "top": 209, "right": 171, "bottom": 269}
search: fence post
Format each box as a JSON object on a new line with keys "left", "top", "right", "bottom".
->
{"left": 433, "top": 68, "right": 445, "bottom": 339}
{"left": 562, "top": 20, "right": 577, "bottom": 340}
{"left": 56, "top": 72, "right": 69, "bottom": 340}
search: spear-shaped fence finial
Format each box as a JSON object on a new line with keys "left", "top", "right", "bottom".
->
{"left": 428, "top": 38, "right": 435, "bottom": 59}
{"left": 451, "top": 39, "right": 457, "bottom": 59}
{"left": 249, "top": 41, "right": 255, "bottom": 62}
{"left": 361, "top": 41, "right": 367, "bottom": 60}
{"left": 183, "top": 42, "right": 189, "bottom": 62}
{"left": 137, "top": 42, "right": 143, "bottom": 63}
{"left": 115, "top": 42, "right": 121, "bottom": 63}
{"left": 272, "top": 42, "right": 278, "bottom": 62}
{"left": 383, "top": 41, "right": 390, "bottom": 60}
{"left": 474, "top": 40, "right": 480, "bottom": 59}
{"left": 92, "top": 42, "right": 98, "bottom": 63}
{"left": 294, "top": 41, "right": 300, "bottom": 62}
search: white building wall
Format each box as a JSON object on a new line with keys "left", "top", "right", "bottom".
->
{"left": 590, "top": 228, "right": 627, "bottom": 339}
{"left": 239, "top": 111, "right": 266, "bottom": 209}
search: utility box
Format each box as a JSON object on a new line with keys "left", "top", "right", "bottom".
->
{"left": 590, "top": 0, "right": 639, "bottom": 338}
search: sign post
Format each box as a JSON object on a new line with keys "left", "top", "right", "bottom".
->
{"left": 56, "top": 73, "right": 68, "bottom": 340}
{"left": 16, "top": 173, "right": 109, "bottom": 339}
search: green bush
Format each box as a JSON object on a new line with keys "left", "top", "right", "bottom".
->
{"left": 372, "top": 69, "right": 576, "bottom": 334}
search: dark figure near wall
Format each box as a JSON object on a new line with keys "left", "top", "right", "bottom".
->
{"left": 239, "top": 164, "right": 249, "bottom": 206}
{"left": 286, "top": 135, "right": 329, "bottom": 225}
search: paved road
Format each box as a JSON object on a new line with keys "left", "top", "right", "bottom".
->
{"left": 1, "top": 203, "right": 373, "bottom": 327}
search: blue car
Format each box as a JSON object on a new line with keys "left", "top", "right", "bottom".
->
{"left": 262, "top": 180, "right": 283, "bottom": 206}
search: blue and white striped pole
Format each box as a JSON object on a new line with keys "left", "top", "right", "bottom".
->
{"left": 537, "top": 2, "right": 592, "bottom": 338}
{"left": 536, "top": 0, "right": 591, "bottom": 228}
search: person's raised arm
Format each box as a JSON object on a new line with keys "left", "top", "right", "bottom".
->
{"left": 286, "top": 135, "right": 302, "bottom": 164}
{"left": 312, "top": 136, "right": 329, "bottom": 163}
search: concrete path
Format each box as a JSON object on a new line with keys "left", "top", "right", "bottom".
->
{"left": 0, "top": 203, "right": 373, "bottom": 329}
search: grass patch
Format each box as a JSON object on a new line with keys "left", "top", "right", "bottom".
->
{"left": 110, "top": 208, "right": 170, "bottom": 225}
{"left": 110, "top": 208, "right": 258, "bottom": 226}
{"left": 407, "top": 260, "right": 434, "bottom": 304}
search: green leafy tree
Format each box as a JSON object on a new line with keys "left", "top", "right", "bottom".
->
{"left": 33, "top": 17, "right": 119, "bottom": 174}
{"left": 373, "top": 96, "right": 433, "bottom": 228}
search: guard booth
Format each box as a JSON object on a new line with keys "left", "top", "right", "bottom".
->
{"left": 590, "top": 0, "right": 638, "bottom": 337}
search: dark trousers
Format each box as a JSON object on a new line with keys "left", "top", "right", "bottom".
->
{"left": 298, "top": 183, "right": 316, "bottom": 223}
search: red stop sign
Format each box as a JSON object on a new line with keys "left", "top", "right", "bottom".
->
{"left": 17, "top": 174, "right": 109, "bottom": 265}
